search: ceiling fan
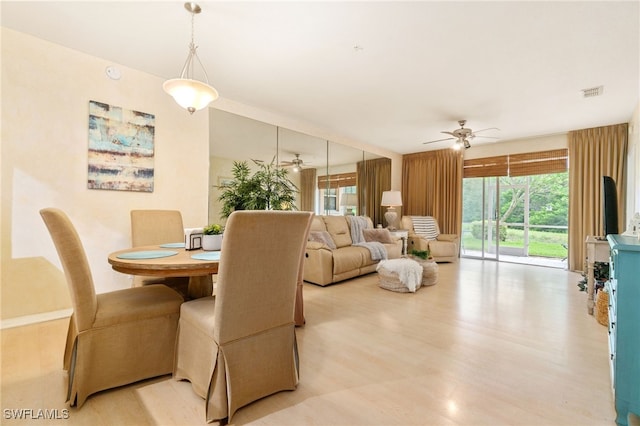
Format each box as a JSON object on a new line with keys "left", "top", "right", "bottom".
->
{"left": 423, "top": 120, "right": 500, "bottom": 150}
{"left": 280, "top": 153, "right": 307, "bottom": 172}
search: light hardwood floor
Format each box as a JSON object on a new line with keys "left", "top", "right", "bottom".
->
{"left": 1, "top": 259, "right": 620, "bottom": 425}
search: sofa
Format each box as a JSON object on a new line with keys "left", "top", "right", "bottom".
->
{"left": 304, "top": 215, "right": 402, "bottom": 286}
{"left": 401, "top": 216, "right": 460, "bottom": 262}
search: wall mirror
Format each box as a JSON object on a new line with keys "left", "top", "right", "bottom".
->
{"left": 208, "top": 109, "right": 388, "bottom": 224}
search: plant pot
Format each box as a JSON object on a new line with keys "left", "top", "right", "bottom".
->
{"left": 202, "top": 234, "right": 222, "bottom": 251}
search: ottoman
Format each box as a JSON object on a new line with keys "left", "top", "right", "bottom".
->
{"left": 409, "top": 256, "right": 439, "bottom": 286}
{"left": 376, "top": 258, "right": 423, "bottom": 293}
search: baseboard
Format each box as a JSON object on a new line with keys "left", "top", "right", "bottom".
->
{"left": 1, "top": 308, "right": 72, "bottom": 329}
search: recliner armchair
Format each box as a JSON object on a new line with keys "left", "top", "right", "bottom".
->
{"left": 401, "top": 216, "right": 459, "bottom": 262}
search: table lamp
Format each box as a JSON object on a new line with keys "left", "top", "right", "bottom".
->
{"left": 381, "top": 190, "right": 402, "bottom": 230}
{"left": 340, "top": 193, "right": 358, "bottom": 215}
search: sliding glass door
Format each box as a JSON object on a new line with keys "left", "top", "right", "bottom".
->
{"left": 462, "top": 176, "right": 499, "bottom": 260}
{"left": 462, "top": 172, "right": 568, "bottom": 267}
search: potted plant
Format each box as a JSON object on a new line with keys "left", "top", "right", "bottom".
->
{"left": 409, "top": 249, "right": 432, "bottom": 261}
{"left": 202, "top": 223, "right": 224, "bottom": 251}
{"left": 218, "top": 158, "right": 298, "bottom": 219}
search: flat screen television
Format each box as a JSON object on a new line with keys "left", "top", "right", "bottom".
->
{"left": 602, "top": 176, "right": 619, "bottom": 236}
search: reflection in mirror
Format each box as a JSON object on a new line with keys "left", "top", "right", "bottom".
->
{"left": 319, "top": 141, "right": 363, "bottom": 217}
{"left": 209, "top": 108, "right": 391, "bottom": 224}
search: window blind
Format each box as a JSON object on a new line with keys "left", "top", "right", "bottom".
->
{"left": 508, "top": 149, "right": 568, "bottom": 176}
{"left": 463, "top": 155, "right": 509, "bottom": 178}
{"left": 317, "top": 172, "right": 356, "bottom": 189}
{"left": 463, "top": 149, "right": 568, "bottom": 178}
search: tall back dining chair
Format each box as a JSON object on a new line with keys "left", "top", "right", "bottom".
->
{"left": 130, "top": 209, "right": 190, "bottom": 289}
{"left": 40, "top": 208, "right": 184, "bottom": 407}
{"left": 173, "top": 210, "right": 313, "bottom": 422}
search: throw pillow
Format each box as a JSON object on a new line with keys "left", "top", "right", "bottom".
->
{"left": 411, "top": 216, "right": 439, "bottom": 240}
{"left": 363, "top": 228, "right": 396, "bottom": 244}
{"left": 308, "top": 230, "right": 337, "bottom": 250}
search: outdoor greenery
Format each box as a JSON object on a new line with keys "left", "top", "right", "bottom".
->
{"left": 462, "top": 172, "right": 569, "bottom": 259}
{"left": 217, "top": 159, "right": 298, "bottom": 219}
{"left": 461, "top": 225, "right": 567, "bottom": 258}
{"left": 463, "top": 172, "right": 568, "bottom": 232}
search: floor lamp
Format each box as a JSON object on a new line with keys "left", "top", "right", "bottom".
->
{"left": 381, "top": 191, "right": 402, "bottom": 230}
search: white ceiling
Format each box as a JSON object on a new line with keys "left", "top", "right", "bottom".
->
{"left": 2, "top": 1, "right": 639, "bottom": 155}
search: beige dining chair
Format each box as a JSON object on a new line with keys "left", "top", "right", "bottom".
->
{"left": 173, "top": 210, "right": 313, "bottom": 423}
{"left": 40, "top": 208, "right": 184, "bottom": 407}
{"left": 130, "top": 209, "right": 191, "bottom": 292}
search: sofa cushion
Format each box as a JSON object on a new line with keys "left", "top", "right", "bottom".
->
{"left": 363, "top": 228, "right": 395, "bottom": 244}
{"left": 308, "top": 230, "right": 336, "bottom": 250}
{"left": 332, "top": 246, "right": 370, "bottom": 274}
{"left": 310, "top": 216, "right": 327, "bottom": 232}
{"left": 322, "top": 216, "right": 353, "bottom": 248}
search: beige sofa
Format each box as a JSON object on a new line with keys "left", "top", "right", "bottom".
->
{"left": 401, "top": 216, "right": 459, "bottom": 262}
{"left": 304, "top": 215, "right": 402, "bottom": 286}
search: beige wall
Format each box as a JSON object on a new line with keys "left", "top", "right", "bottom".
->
{"left": 1, "top": 28, "right": 210, "bottom": 312}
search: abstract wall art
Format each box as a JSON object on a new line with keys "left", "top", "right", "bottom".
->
{"left": 87, "top": 100, "right": 155, "bottom": 192}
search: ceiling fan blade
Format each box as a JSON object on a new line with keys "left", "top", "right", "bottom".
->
{"left": 441, "top": 131, "right": 457, "bottom": 137}
{"left": 472, "top": 127, "right": 500, "bottom": 134}
{"left": 423, "top": 137, "right": 455, "bottom": 144}
{"left": 471, "top": 135, "right": 500, "bottom": 140}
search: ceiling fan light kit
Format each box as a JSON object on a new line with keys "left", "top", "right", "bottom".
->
{"left": 163, "top": 2, "right": 219, "bottom": 114}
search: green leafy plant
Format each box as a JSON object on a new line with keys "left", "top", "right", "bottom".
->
{"left": 217, "top": 158, "right": 298, "bottom": 219}
{"left": 409, "top": 249, "right": 431, "bottom": 260}
{"left": 203, "top": 223, "right": 224, "bottom": 235}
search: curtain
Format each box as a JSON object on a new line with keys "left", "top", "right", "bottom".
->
{"left": 568, "top": 123, "right": 628, "bottom": 272}
{"left": 402, "top": 149, "right": 463, "bottom": 235}
{"left": 299, "top": 168, "right": 316, "bottom": 212}
{"left": 357, "top": 157, "right": 391, "bottom": 227}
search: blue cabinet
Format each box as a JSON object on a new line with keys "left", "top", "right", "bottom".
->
{"left": 606, "top": 234, "right": 640, "bottom": 426}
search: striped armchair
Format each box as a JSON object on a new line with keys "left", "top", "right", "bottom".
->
{"left": 400, "top": 216, "right": 459, "bottom": 262}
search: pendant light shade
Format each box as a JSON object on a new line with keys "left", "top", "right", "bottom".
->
{"left": 164, "top": 3, "right": 218, "bottom": 114}
{"left": 163, "top": 78, "right": 218, "bottom": 114}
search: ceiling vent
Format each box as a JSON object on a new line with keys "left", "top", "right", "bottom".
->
{"left": 581, "top": 86, "right": 603, "bottom": 98}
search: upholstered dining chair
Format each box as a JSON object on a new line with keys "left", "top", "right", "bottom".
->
{"left": 40, "top": 208, "right": 184, "bottom": 407}
{"left": 130, "top": 209, "right": 190, "bottom": 290}
{"left": 173, "top": 210, "right": 313, "bottom": 423}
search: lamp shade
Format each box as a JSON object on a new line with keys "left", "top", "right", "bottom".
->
{"left": 340, "top": 193, "right": 358, "bottom": 207}
{"left": 381, "top": 190, "right": 402, "bottom": 207}
{"left": 163, "top": 78, "right": 219, "bottom": 113}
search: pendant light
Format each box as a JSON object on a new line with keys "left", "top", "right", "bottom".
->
{"left": 163, "top": 2, "right": 219, "bottom": 114}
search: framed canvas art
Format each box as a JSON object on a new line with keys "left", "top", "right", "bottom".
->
{"left": 87, "top": 100, "right": 155, "bottom": 192}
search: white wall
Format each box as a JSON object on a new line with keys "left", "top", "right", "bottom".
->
{"left": 1, "top": 28, "right": 210, "bottom": 297}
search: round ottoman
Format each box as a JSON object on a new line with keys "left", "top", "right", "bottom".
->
{"left": 409, "top": 256, "right": 439, "bottom": 286}
{"left": 376, "top": 258, "right": 424, "bottom": 293}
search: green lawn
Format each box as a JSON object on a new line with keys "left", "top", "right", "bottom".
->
{"left": 461, "top": 225, "right": 567, "bottom": 258}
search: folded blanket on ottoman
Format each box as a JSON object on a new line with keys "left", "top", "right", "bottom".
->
{"left": 376, "top": 258, "right": 423, "bottom": 292}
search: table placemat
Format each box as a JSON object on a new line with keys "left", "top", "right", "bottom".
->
{"left": 117, "top": 250, "right": 179, "bottom": 260}
{"left": 191, "top": 252, "right": 221, "bottom": 261}
{"left": 159, "top": 242, "right": 185, "bottom": 248}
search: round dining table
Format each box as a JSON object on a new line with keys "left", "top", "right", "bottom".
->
{"left": 108, "top": 245, "right": 219, "bottom": 299}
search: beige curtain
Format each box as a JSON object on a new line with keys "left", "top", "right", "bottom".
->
{"left": 299, "top": 168, "right": 316, "bottom": 212}
{"left": 568, "top": 123, "right": 628, "bottom": 272}
{"left": 402, "top": 149, "right": 463, "bottom": 235}
{"left": 357, "top": 157, "right": 391, "bottom": 227}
